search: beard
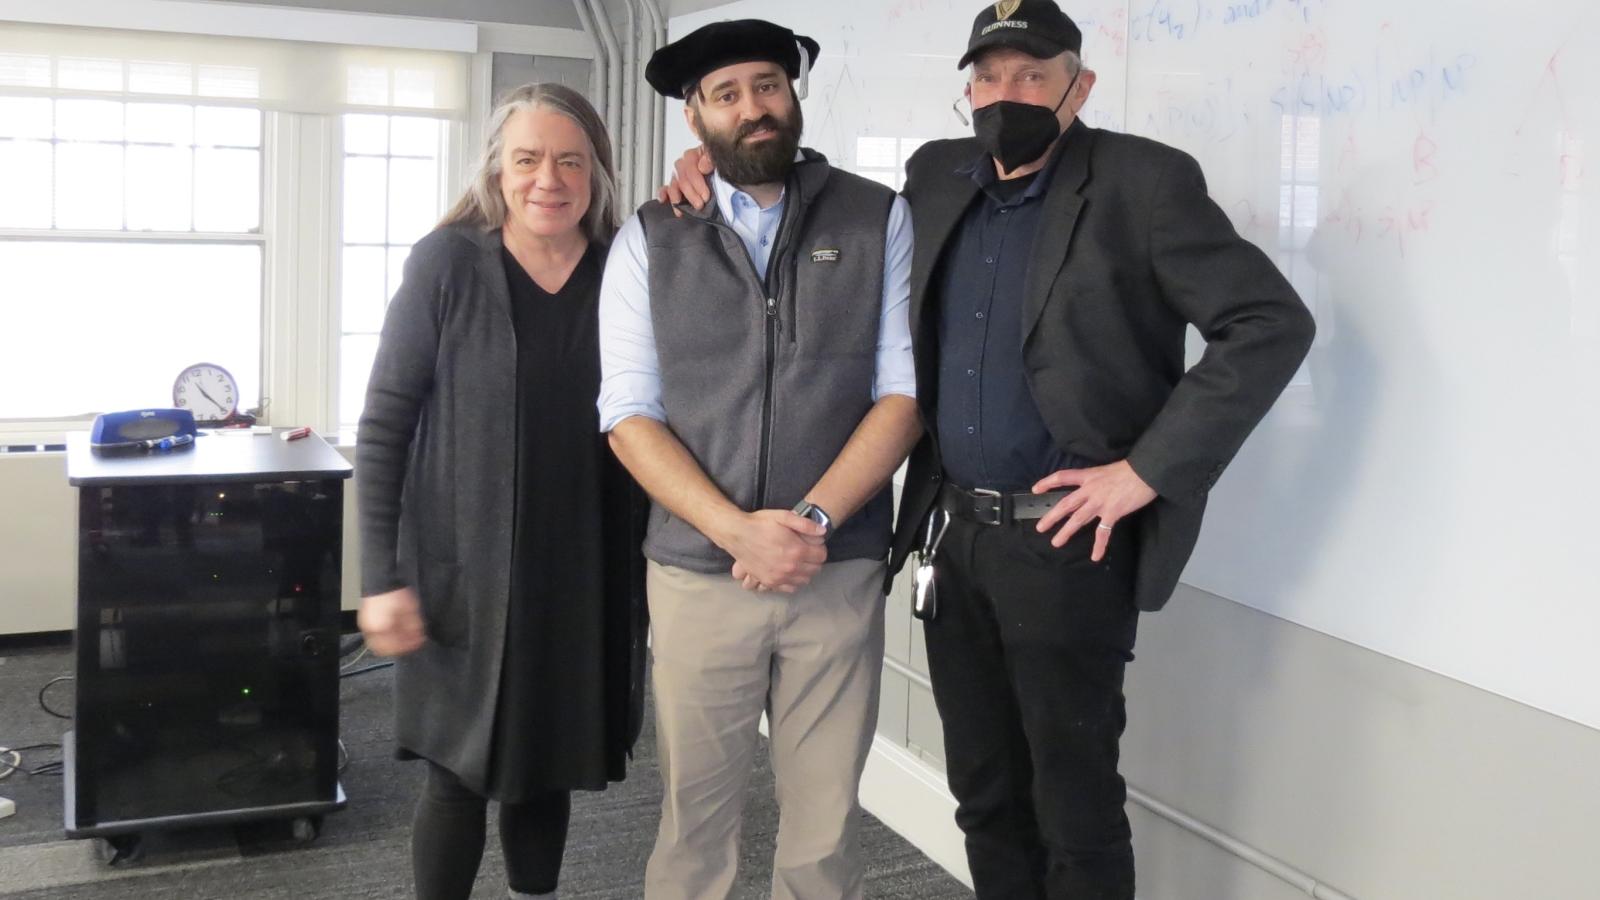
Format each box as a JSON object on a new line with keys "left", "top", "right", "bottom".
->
{"left": 694, "top": 102, "right": 804, "bottom": 188}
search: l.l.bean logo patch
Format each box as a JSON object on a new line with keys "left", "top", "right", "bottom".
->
{"left": 810, "top": 248, "right": 840, "bottom": 263}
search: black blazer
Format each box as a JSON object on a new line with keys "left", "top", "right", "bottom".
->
{"left": 887, "top": 121, "right": 1316, "bottom": 612}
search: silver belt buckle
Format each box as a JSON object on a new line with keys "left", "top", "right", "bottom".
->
{"left": 970, "top": 486, "right": 1007, "bottom": 526}
{"left": 912, "top": 508, "right": 951, "bottom": 621}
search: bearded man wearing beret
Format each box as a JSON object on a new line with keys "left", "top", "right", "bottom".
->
{"left": 597, "top": 18, "right": 922, "bottom": 900}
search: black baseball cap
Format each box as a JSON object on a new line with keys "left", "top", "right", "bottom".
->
{"left": 645, "top": 19, "right": 821, "bottom": 100}
{"left": 957, "top": 0, "right": 1083, "bottom": 69}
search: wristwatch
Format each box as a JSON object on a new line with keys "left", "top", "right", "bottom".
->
{"left": 791, "top": 500, "right": 833, "bottom": 539}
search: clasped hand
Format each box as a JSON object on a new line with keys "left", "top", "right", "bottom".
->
{"left": 722, "top": 509, "right": 827, "bottom": 593}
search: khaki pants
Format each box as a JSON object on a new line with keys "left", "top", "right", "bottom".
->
{"left": 643, "top": 558, "right": 886, "bottom": 900}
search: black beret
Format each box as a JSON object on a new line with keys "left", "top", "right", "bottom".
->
{"left": 646, "top": 19, "right": 821, "bottom": 100}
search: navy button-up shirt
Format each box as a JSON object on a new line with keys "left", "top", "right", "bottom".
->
{"left": 935, "top": 144, "right": 1077, "bottom": 492}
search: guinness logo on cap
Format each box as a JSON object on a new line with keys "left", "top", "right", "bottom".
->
{"left": 994, "top": 0, "right": 1022, "bottom": 20}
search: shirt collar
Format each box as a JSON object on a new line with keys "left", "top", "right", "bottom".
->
{"left": 712, "top": 149, "right": 805, "bottom": 220}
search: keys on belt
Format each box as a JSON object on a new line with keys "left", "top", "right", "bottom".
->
{"left": 937, "top": 482, "right": 1075, "bottom": 526}
{"left": 912, "top": 482, "right": 1076, "bottom": 622}
{"left": 911, "top": 507, "right": 950, "bottom": 622}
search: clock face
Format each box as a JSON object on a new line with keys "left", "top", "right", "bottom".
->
{"left": 173, "top": 363, "right": 239, "bottom": 422}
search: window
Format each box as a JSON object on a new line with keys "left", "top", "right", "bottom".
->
{"left": 0, "top": 20, "right": 470, "bottom": 435}
{"left": 337, "top": 113, "right": 451, "bottom": 430}
{"left": 854, "top": 136, "right": 929, "bottom": 190}
{"left": 0, "top": 95, "right": 264, "bottom": 419}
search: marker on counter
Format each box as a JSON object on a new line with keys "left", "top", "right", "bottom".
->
{"left": 142, "top": 433, "right": 195, "bottom": 451}
{"left": 279, "top": 426, "right": 313, "bottom": 442}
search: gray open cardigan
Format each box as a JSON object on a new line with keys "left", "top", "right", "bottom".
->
{"left": 355, "top": 223, "right": 647, "bottom": 792}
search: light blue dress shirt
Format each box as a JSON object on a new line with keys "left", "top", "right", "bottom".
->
{"left": 597, "top": 169, "right": 916, "bottom": 432}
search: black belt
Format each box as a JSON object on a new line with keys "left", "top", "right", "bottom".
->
{"left": 938, "top": 482, "right": 1075, "bottom": 526}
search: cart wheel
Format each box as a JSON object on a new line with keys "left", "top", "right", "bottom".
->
{"left": 95, "top": 833, "right": 143, "bottom": 865}
{"left": 290, "top": 816, "right": 321, "bottom": 843}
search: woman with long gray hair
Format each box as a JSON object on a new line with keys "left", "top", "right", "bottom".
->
{"left": 355, "top": 83, "right": 647, "bottom": 900}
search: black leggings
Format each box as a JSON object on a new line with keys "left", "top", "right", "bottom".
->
{"left": 411, "top": 762, "right": 571, "bottom": 899}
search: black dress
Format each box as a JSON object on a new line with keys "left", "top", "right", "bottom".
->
{"left": 485, "top": 242, "right": 639, "bottom": 800}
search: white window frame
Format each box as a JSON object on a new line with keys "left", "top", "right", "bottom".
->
{"left": 0, "top": 99, "right": 272, "bottom": 437}
{"left": 328, "top": 111, "right": 467, "bottom": 435}
{"left": 0, "top": 2, "right": 592, "bottom": 446}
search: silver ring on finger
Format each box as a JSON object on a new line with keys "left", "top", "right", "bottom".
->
{"left": 1096, "top": 522, "right": 1113, "bottom": 532}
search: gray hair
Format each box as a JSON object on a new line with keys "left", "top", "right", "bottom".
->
{"left": 967, "top": 48, "right": 1083, "bottom": 78}
{"left": 438, "top": 83, "right": 619, "bottom": 243}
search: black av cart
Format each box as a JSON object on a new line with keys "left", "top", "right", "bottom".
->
{"left": 63, "top": 430, "right": 352, "bottom": 863}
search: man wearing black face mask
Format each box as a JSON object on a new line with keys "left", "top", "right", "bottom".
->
{"left": 883, "top": 1, "right": 1316, "bottom": 897}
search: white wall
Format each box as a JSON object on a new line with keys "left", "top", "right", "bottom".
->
{"left": 491, "top": 52, "right": 592, "bottom": 102}
{"left": 1124, "top": 585, "right": 1600, "bottom": 900}
{"left": 664, "top": 0, "right": 738, "bottom": 14}
{"left": 0, "top": 454, "right": 76, "bottom": 634}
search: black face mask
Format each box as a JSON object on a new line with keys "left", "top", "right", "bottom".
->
{"left": 971, "top": 70, "right": 1079, "bottom": 173}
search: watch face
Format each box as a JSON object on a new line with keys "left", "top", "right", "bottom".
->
{"left": 172, "top": 363, "right": 239, "bottom": 422}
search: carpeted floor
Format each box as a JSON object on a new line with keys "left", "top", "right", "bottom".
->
{"left": 0, "top": 634, "right": 970, "bottom": 899}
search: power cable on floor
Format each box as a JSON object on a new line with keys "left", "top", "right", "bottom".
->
{"left": 38, "top": 675, "right": 73, "bottom": 719}
{"left": 0, "top": 743, "right": 64, "bottom": 779}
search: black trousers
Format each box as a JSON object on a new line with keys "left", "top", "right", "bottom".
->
{"left": 411, "top": 761, "right": 571, "bottom": 900}
{"left": 922, "top": 512, "right": 1140, "bottom": 900}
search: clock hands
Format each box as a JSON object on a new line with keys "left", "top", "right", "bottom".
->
{"left": 175, "top": 365, "right": 239, "bottom": 420}
{"left": 195, "top": 382, "right": 225, "bottom": 410}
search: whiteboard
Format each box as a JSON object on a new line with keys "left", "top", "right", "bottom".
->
{"left": 1121, "top": 0, "right": 1600, "bottom": 730}
{"left": 664, "top": 1, "right": 1600, "bottom": 730}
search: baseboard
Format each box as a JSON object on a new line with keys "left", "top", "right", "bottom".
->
{"left": 857, "top": 736, "right": 973, "bottom": 888}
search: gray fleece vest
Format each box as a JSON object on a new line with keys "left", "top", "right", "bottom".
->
{"left": 637, "top": 150, "right": 896, "bottom": 574}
